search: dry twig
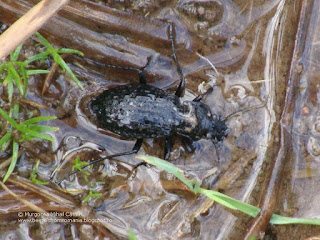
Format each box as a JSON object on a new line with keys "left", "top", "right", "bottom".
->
{"left": 0, "top": 0, "right": 69, "bottom": 59}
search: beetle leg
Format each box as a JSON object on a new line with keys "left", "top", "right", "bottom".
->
{"left": 164, "top": 138, "right": 172, "bottom": 160}
{"left": 132, "top": 138, "right": 143, "bottom": 152}
{"left": 82, "top": 56, "right": 147, "bottom": 84}
{"left": 193, "top": 87, "right": 213, "bottom": 102}
{"left": 168, "top": 22, "right": 186, "bottom": 98}
{"left": 57, "top": 139, "right": 143, "bottom": 184}
{"left": 183, "top": 137, "right": 195, "bottom": 152}
{"left": 138, "top": 71, "right": 147, "bottom": 84}
{"left": 213, "top": 142, "right": 221, "bottom": 162}
{"left": 103, "top": 138, "right": 143, "bottom": 158}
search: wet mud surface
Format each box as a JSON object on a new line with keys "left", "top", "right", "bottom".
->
{"left": 0, "top": 0, "right": 320, "bottom": 239}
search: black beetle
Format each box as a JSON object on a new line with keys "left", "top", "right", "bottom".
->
{"left": 88, "top": 23, "right": 228, "bottom": 161}
{"left": 58, "top": 23, "right": 228, "bottom": 183}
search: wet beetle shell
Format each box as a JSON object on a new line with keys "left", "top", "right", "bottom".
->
{"left": 90, "top": 84, "right": 187, "bottom": 139}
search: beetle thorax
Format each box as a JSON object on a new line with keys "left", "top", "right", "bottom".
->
{"left": 176, "top": 101, "right": 228, "bottom": 142}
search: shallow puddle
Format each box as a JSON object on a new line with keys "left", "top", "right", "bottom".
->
{"left": 0, "top": 0, "right": 320, "bottom": 239}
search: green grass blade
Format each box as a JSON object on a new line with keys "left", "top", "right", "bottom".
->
{"left": 136, "top": 155, "right": 200, "bottom": 192}
{"left": 128, "top": 228, "right": 137, "bottom": 240}
{"left": 8, "top": 63, "right": 20, "bottom": 82}
{"left": 24, "top": 51, "right": 50, "bottom": 64}
{"left": 29, "top": 160, "right": 49, "bottom": 185}
{"left": 26, "top": 69, "right": 50, "bottom": 75}
{"left": 20, "top": 135, "right": 34, "bottom": 142}
{"left": 0, "top": 108, "right": 22, "bottom": 129}
{"left": 136, "top": 155, "right": 260, "bottom": 217}
{"left": 22, "top": 116, "right": 57, "bottom": 125}
{"left": 200, "top": 188, "right": 260, "bottom": 217}
{"left": 35, "top": 32, "right": 53, "bottom": 49}
{"left": 270, "top": 214, "right": 320, "bottom": 225}
{"left": 0, "top": 131, "right": 12, "bottom": 151}
{"left": 31, "top": 177, "right": 50, "bottom": 185}
{"left": 198, "top": 189, "right": 239, "bottom": 210}
{"left": 1, "top": 138, "right": 11, "bottom": 152}
{"left": 3, "top": 140, "right": 19, "bottom": 182}
{"left": 35, "top": 32, "right": 83, "bottom": 89}
{"left": 13, "top": 103, "right": 19, "bottom": 118}
{"left": 82, "top": 190, "right": 102, "bottom": 203}
{"left": 21, "top": 129, "right": 55, "bottom": 142}
{"left": 0, "top": 109, "right": 55, "bottom": 141}
{"left": 57, "top": 48, "right": 84, "bottom": 56}
{"left": 12, "top": 61, "right": 27, "bottom": 67}
{"left": 8, "top": 63, "right": 24, "bottom": 95}
{"left": 50, "top": 51, "right": 65, "bottom": 71}
{"left": 72, "top": 157, "right": 91, "bottom": 175}
{"left": 0, "top": 63, "right": 7, "bottom": 75}
{"left": 28, "top": 124, "right": 59, "bottom": 133}
{"left": 10, "top": 44, "right": 23, "bottom": 61}
{"left": 54, "top": 52, "right": 83, "bottom": 89}
{"left": 6, "top": 73, "right": 13, "bottom": 102}
{"left": 19, "top": 65, "right": 28, "bottom": 97}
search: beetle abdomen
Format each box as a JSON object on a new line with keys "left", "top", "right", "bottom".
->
{"left": 90, "top": 84, "right": 185, "bottom": 138}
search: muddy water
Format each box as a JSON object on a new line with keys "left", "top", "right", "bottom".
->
{"left": 1, "top": 0, "right": 320, "bottom": 239}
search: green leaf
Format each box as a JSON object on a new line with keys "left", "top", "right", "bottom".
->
{"left": 35, "top": 32, "right": 84, "bottom": 90}
{"left": 35, "top": 32, "right": 53, "bottom": 49}
{"left": 0, "top": 63, "right": 7, "bottom": 75}
{"left": 21, "top": 128, "right": 55, "bottom": 141}
{"left": 19, "top": 65, "right": 28, "bottom": 97}
{"left": 72, "top": 157, "right": 90, "bottom": 175}
{"left": 82, "top": 194, "right": 91, "bottom": 203}
{"left": 6, "top": 73, "right": 13, "bottom": 102}
{"left": 13, "top": 103, "right": 19, "bottom": 118}
{"left": 10, "top": 44, "right": 23, "bottom": 61}
{"left": 20, "top": 135, "right": 34, "bottom": 142}
{"left": 11, "top": 61, "right": 27, "bottom": 67}
{"left": 62, "top": 60, "right": 83, "bottom": 89}
{"left": 22, "top": 116, "right": 57, "bottom": 125}
{"left": 24, "top": 50, "right": 50, "bottom": 64}
{"left": 1, "top": 138, "right": 11, "bottom": 152}
{"left": 29, "top": 159, "right": 49, "bottom": 185}
{"left": 0, "top": 131, "right": 12, "bottom": 151}
{"left": 200, "top": 188, "right": 260, "bottom": 217}
{"left": 136, "top": 155, "right": 201, "bottom": 193}
{"left": 0, "top": 108, "right": 55, "bottom": 141}
{"left": 136, "top": 155, "right": 260, "bottom": 217}
{"left": 8, "top": 62, "right": 24, "bottom": 96}
{"left": 28, "top": 124, "right": 59, "bottom": 133}
{"left": 270, "top": 214, "right": 320, "bottom": 225}
{"left": 3, "top": 140, "right": 19, "bottom": 182}
{"left": 128, "top": 228, "right": 137, "bottom": 240}
{"left": 51, "top": 51, "right": 66, "bottom": 70}
{"left": 96, "top": 181, "right": 105, "bottom": 185}
{"left": 82, "top": 190, "right": 102, "bottom": 203}
{"left": 26, "top": 69, "right": 50, "bottom": 75}
{"left": 57, "top": 48, "right": 84, "bottom": 56}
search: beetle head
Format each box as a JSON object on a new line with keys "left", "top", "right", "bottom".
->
{"left": 206, "top": 117, "right": 228, "bottom": 142}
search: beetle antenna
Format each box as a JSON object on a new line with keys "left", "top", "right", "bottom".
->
{"left": 221, "top": 99, "right": 267, "bottom": 122}
{"left": 54, "top": 156, "right": 106, "bottom": 186}
{"left": 168, "top": 22, "right": 186, "bottom": 97}
{"left": 196, "top": 52, "right": 220, "bottom": 76}
{"left": 80, "top": 56, "right": 149, "bottom": 79}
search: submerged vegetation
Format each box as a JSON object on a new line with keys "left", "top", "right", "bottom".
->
{"left": 71, "top": 156, "right": 104, "bottom": 203}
